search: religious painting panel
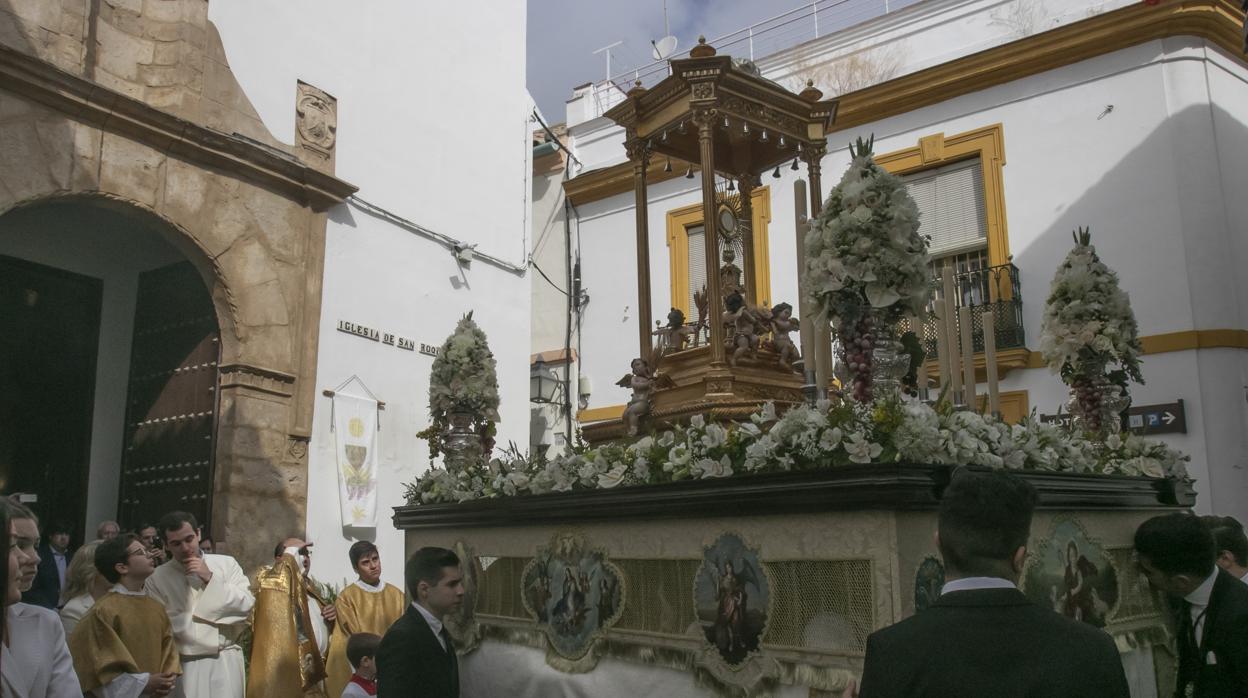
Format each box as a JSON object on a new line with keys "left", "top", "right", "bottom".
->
{"left": 694, "top": 532, "right": 771, "bottom": 667}
{"left": 913, "top": 556, "right": 945, "bottom": 613}
{"left": 521, "top": 533, "right": 624, "bottom": 662}
{"left": 1022, "top": 517, "right": 1120, "bottom": 628}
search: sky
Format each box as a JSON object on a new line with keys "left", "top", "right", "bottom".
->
{"left": 526, "top": 0, "right": 814, "bottom": 124}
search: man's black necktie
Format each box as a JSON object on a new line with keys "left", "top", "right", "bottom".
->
{"left": 1176, "top": 602, "right": 1201, "bottom": 694}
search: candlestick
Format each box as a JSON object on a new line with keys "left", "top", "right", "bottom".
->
{"left": 793, "top": 181, "right": 818, "bottom": 401}
{"left": 983, "top": 309, "right": 1001, "bottom": 418}
{"left": 959, "top": 305, "right": 976, "bottom": 408}
{"left": 941, "top": 264, "right": 962, "bottom": 403}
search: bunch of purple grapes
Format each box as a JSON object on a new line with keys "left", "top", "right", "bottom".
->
{"left": 838, "top": 315, "right": 876, "bottom": 402}
{"left": 1071, "top": 374, "right": 1103, "bottom": 432}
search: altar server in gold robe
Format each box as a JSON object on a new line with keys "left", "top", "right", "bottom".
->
{"left": 144, "top": 512, "right": 253, "bottom": 698}
{"left": 325, "top": 541, "right": 405, "bottom": 698}
{"left": 69, "top": 534, "right": 181, "bottom": 697}
{"left": 247, "top": 539, "right": 335, "bottom": 698}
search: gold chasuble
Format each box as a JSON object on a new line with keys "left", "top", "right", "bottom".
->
{"left": 325, "top": 581, "right": 406, "bottom": 697}
{"left": 248, "top": 553, "right": 328, "bottom": 698}
{"left": 69, "top": 591, "right": 181, "bottom": 692}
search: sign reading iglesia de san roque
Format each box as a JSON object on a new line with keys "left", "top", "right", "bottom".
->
{"left": 336, "top": 319, "right": 440, "bottom": 357}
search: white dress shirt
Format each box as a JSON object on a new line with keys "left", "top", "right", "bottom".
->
{"left": 412, "top": 601, "right": 447, "bottom": 651}
{"left": 940, "top": 576, "right": 1017, "bottom": 594}
{"left": 1183, "top": 569, "right": 1219, "bottom": 645}
{"left": 52, "top": 548, "right": 68, "bottom": 591}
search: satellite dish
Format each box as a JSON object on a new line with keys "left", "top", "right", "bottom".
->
{"left": 651, "top": 36, "right": 678, "bottom": 61}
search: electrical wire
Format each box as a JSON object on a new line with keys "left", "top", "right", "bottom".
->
{"left": 532, "top": 260, "right": 569, "bottom": 295}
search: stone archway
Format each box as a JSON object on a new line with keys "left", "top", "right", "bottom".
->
{"left": 0, "top": 1, "right": 356, "bottom": 569}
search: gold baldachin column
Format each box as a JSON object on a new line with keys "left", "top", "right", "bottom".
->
{"left": 626, "top": 135, "right": 654, "bottom": 362}
{"left": 692, "top": 106, "right": 726, "bottom": 365}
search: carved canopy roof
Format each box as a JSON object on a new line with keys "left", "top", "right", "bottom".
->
{"left": 604, "top": 43, "right": 838, "bottom": 177}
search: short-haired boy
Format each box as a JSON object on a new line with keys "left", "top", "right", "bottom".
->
{"left": 69, "top": 533, "right": 181, "bottom": 696}
{"left": 342, "top": 632, "right": 381, "bottom": 697}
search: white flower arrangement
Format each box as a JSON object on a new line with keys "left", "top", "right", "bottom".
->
{"left": 1039, "top": 228, "right": 1143, "bottom": 433}
{"left": 419, "top": 312, "right": 501, "bottom": 463}
{"left": 803, "top": 136, "right": 930, "bottom": 327}
{"left": 404, "top": 399, "right": 1189, "bottom": 505}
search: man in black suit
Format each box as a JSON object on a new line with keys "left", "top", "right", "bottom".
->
{"left": 21, "top": 519, "right": 73, "bottom": 609}
{"left": 856, "top": 470, "right": 1129, "bottom": 698}
{"left": 377, "top": 546, "right": 464, "bottom": 697}
{"left": 1135, "top": 512, "right": 1248, "bottom": 697}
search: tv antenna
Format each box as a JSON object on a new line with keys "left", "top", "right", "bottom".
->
{"left": 592, "top": 40, "right": 623, "bottom": 84}
{"left": 651, "top": 0, "right": 678, "bottom": 61}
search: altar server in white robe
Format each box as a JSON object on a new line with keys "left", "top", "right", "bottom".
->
{"left": 144, "top": 511, "right": 254, "bottom": 698}
{"left": 3, "top": 499, "right": 82, "bottom": 698}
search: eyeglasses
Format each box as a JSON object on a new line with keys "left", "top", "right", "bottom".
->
{"left": 126, "top": 547, "right": 151, "bottom": 559}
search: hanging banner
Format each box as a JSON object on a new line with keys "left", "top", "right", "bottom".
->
{"left": 332, "top": 392, "right": 379, "bottom": 527}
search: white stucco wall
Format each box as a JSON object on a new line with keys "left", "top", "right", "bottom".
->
{"left": 567, "top": 25, "right": 1248, "bottom": 520}
{"left": 0, "top": 205, "right": 184, "bottom": 533}
{"left": 210, "top": 0, "right": 532, "bottom": 587}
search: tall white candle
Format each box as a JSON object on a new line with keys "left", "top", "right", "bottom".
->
{"left": 933, "top": 305, "right": 949, "bottom": 394}
{"left": 983, "top": 309, "right": 1001, "bottom": 418}
{"left": 959, "top": 305, "right": 977, "bottom": 408}
{"left": 941, "top": 265, "right": 962, "bottom": 403}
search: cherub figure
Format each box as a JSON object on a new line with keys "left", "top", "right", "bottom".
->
{"left": 616, "top": 358, "right": 654, "bottom": 437}
{"left": 770, "top": 302, "right": 801, "bottom": 372}
{"left": 722, "top": 292, "right": 759, "bottom": 367}
{"left": 652, "top": 307, "right": 693, "bottom": 358}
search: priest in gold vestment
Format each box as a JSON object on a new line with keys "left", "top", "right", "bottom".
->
{"left": 69, "top": 535, "right": 181, "bottom": 697}
{"left": 248, "top": 539, "right": 335, "bottom": 698}
{"left": 325, "top": 541, "right": 406, "bottom": 698}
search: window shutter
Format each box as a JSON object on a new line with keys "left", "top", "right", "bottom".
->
{"left": 903, "top": 158, "right": 987, "bottom": 257}
{"left": 686, "top": 224, "right": 707, "bottom": 316}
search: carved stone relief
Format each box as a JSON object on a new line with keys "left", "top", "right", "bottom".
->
{"left": 296, "top": 80, "right": 338, "bottom": 168}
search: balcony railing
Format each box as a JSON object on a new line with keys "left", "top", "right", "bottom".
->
{"left": 915, "top": 262, "right": 1025, "bottom": 359}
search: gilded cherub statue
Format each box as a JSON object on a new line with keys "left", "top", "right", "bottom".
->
{"left": 770, "top": 302, "right": 801, "bottom": 372}
{"left": 722, "top": 292, "right": 760, "bottom": 367}
{"left": 652, "top": 307, "right": 693, "bottom": 358}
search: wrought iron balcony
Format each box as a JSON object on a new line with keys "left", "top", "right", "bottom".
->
{"left": 915, "top": 262, "right": 1025, "bottom": 359}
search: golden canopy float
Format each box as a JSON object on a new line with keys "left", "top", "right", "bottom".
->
{"left": 581, "top": 38, "right": 839, "bottom": 444}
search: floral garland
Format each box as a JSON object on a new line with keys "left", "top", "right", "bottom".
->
{"left": 1039, "top": 228, "right": 1143, "bottom": 433}
{"left": 404, "top": 399, "right": 1188, "bottom": 505}
{"left": 803, "top": 137, "right": 931, "bottom": 401}
{"left": 419, "top": 312, "right": 500, "bottom": 463}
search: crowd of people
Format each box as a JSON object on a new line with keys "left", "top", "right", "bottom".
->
{"left": 2, "top": 499, "right": 463, "bottom": 698}
{"left": 3, "top": 477, "right": 1246, "bottom": 698}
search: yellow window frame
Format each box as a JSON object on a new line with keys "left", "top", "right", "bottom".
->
{"left": 665, "top": 186, "right": 773, "bottom": 318}
{"left": 874, "top": 124, "right": 1010, "bottom": 271}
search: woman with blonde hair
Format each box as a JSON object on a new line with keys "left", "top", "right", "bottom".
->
{"left": 58, "top": 539, "right": 108, "bottom": 636}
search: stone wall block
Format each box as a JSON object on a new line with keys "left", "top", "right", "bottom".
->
{"left": 161, "top": 155, "right": 211, "bottom": 223}
{"left": 233, "top": 324, "right": 294, "bottom": 372}
{"left": 0, "top": 89, "right": 32, "bottom": 121}
{"left": 95, "top": 17, "right": 154, "bottom": 81}
{"left": 140, "top": 17, "right": 182, "bottom": 43}
{"left": 141, "top": 0, "right": 184, "bottom": 24}
{"left": 6, "top": 0, "right": 62, "bottom": 33}
{"left": 34, "top": 118, "right": 76, "bottom": 189}
{"left": 67, "top": 121, "right": 103, "bottom": 191}
{"left": 92, "top": 69, "right": 146, "bottom": 100}
{"left": 217, "top": 236, "right": 280, "bottom": 290}
{"left": 0, "top": 11, "right": 34, "bottom": 55}
{"left": 235, "top": 279, "right": 291, "bottom": 328}
{"left": 104, "top": 0, "right": 144, "bottom": 14}
{"left": 150, "top": 40, "right": 180, "bottom": 65}
{"left": 98, "top": 132, "right": 165, "bottom": 207}
{"left": 0, "top": 120, "right": 58, "bottom": 203}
